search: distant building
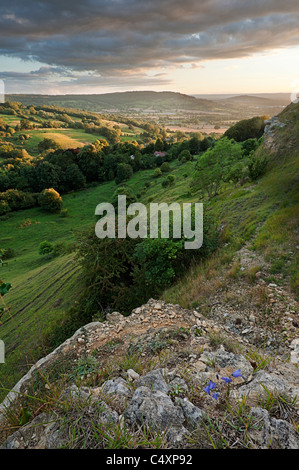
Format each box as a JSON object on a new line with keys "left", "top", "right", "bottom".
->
{"left": 154, "top": 151, "right": 167, "bottom": 157}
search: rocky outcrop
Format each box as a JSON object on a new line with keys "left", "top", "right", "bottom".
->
{"left": 263, "top": 117, "right": 286, "bottom": 150}
{"left": 0, "top": 299, "right": 298, "bottom": 449}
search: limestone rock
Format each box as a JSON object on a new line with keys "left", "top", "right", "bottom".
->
{"left": 136, "top": 368, "right": 169, "bottom": 394}
{"left": 290, "top": 338, "right": 299, "bottom": 364}
{"left": 232, "top": 371, "right": 294, "bottom": 405}
{"left": 101, "top": 377, "right": 131, "bottom": 397}
{"left": 249, "top": 407, "right": 299, "bottom": 449}
{"left": 126, "top": 386, "right": 187, "bottom": 444}
{"left": 175, "top": 397, "right": 205, "bottom": 429}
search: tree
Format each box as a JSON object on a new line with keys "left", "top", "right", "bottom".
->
{"left": 115, "top": 163, "right": 133, "bottom": 184}
{"left": 63, "top": 164, "right": 86, "bottom": 191}
{"left": 38, "top": 188, "right": 63, "bottom": 213}
{"left": 178, "top": 149, "right": 192, "bottom": 161}
{"left": 200, "top": 137, "right": 213, "bottom": 152}
{"left": 37, "top": 138, "right": 61, "bottom": 153}
{"left": 155, "top": 138, "right": 164, "bottom": 152}
{"left": 189, "top": 136, "right": 201, "bottom": 155}
{"left": 162, "top": 174, "right": 176, "bottom": 187}
{"left": 76, "top": 143, "right": 106, "bottom": 182}
{"left": 223, "top": 116, "right": 269, "bottom": 142}
{"left": 19, "top": 119, "right": 32, "bottom": 130}
{"left": 35, "top": 162, "right": 61, "bottom": 192}
{"left": 241, "top": 138, "right": 259, "bottom": 156}
{"left": 193, "top": 138, "right": 243, "bottom": 197}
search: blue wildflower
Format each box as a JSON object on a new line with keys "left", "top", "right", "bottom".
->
{"left": 212, "top": 392, "right": 219, "bottom": 400}
{"left": 232, "top": 369, "right": 245, "bottom": 380}
{"left": 204, "top": 381, "right": 216, "bottom": 395}
{"left": 209, "top": 381, "right": 216, "bottom": 390}
{"left": 221, "top": 377, "right": 232, "bottom": 384}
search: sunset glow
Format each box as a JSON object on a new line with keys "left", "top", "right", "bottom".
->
{"left": 1, "top": 1, "right": 299, "bottom": 95}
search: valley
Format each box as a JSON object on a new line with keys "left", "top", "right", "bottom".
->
{"left": 0, "top": 94, "right": 298, "bottom": 448}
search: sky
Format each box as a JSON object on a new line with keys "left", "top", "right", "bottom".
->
{"left": 1, "top": 0, "right": 299, "bottom": 96}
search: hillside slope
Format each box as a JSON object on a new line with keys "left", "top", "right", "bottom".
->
{"left": 0, "top": 298, "right": 298, "bottom": 449}
{"left": 0, "top": 102, "right": 298, "bottom": 449}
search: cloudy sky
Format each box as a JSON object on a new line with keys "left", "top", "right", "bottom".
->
{"left": 1, "top": 0, "right": 299, "bottom": 95}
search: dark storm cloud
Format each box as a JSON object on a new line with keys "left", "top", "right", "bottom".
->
{"left": 1, "top": 0, "right": 299, "bottom": 89}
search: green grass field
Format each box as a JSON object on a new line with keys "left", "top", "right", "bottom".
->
{"left": 1, "top": 110, "right": 144, "bottom": 157}
{"left": 0, "top": 159, "right": 199, "bottom": 396}
{"left": 12, "top": 128, "right": 109, "bottom": 155}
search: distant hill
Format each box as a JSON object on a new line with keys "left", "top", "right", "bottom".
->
{"left": 221, "top": 94, "right": 272, "bottom": 104}
{"left": 6, "top": 91, "right": 222, "bottom": 113}
{"left": 193, "top": 92, "right": 291, "bottom": 106}
{"left": 6, "top": 90, "right": 290, "bottom": 120}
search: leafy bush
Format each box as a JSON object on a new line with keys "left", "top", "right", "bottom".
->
{"left": 179, "top": 149, "right": 192, "bottom": 161}
{"left": 0, "top": 199, "right": 10, "bottom": 215}
{"left": 153, "top": 168, "right": 162, "bottom": 178}
{"left": 38, "top": 188, "right": 63, "bottom": 213}
{"left": 0, "top": 247, "right": 15, "bottom": 260}
{"left": 192, "top": 138, "right": 243, "bottom": 196}
{"left": 223, "top": 116, "right": 269, "bottom": 142}
{"left": 162, "top": 174, "right": 176, "bottom": 187}
{"left": 73, "top": 211, "right": 219, "bottom": 320}
{"left": 111, "top": 186, "right": 137, "bottom": 210}
{"left": 0, "top": 189, "right": 37, "bottom": 212}
{"left": 37, "top": 138, "right": 62, "bottom": 153}
{"left": 38, "top": 241, "right": 54, "bottom": 256}
{"left": 248, "top": 153, "right": 269, "bottom": 181}
{"left": 160, "top": 162, "right": 170, "bottom": 172}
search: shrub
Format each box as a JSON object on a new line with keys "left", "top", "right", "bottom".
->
{"left": 0, "top": 247, "right": 15, "bottom": 260}
{"left": 37, "top": 138, "right": 61, "bottom": 153}
{"left": 38, "top": 188, "right": 63, "bottom": 213}
{"left": 74, "top": 210, "right": 219, "bottom": 320}
{"left": 153, "top": 168, "right": 162, "bottom": 178}
{"left": 162, "top": 174, "right": 176, "bottom": 187}
{"left": 38, "top": 241, "right": 54, "bottom": 256}
{"left": 0, "top": 189, "right": 37, "bottom": 212}
{"left": 0, "top": 199, "right": 10, "bottom": 215}
{"left": 248, "top": 153, "right": 269, "bottom": 181}
{"left": 160, "top": 162, "right": 170, "bottom": 173}
{"left": 111, "top": 186, "right": 137, "bottom": 210}
{"left": 179, "top": 149, "right": 192, "bottom": 161}
{"left": 223, "top": 116, "right": 269, "bottom": 142}
{"left": 192, "top": 138, "right": 243, "bottom": 196}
